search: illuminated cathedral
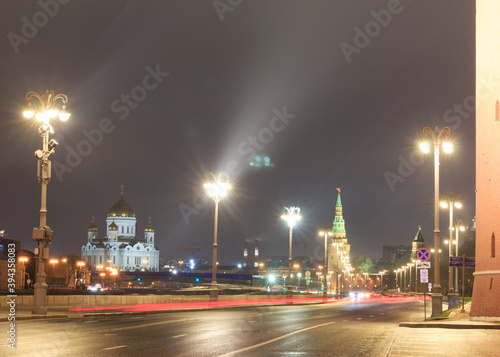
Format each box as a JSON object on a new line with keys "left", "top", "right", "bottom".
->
{"left": 81, "top": 186, "right": 160, "bottom": 272}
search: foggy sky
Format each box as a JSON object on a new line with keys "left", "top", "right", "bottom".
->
{"left": 0, "top": 1, "right": 476, "bottom": 264}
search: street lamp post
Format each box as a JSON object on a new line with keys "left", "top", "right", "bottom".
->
{"left": 281, "top": 207, "right": 301, "bottom": 297}
{"left": 379, "top": 270, "right": 386, "bottom": 291}
{"left": 440, "top": 193, "right": 461, "bottom": 308}
{"left": 319, "top": 227, "right": 333, "bottom": 298}
{"left": 407, "top": 263, "right": 412, "bottom": 293}
{"left": 454, "top": 220, "right": 465, "bottom": 306}
{"left": 413, "top": 259, "right": 417, "bottom": 292}
{"left": 403, "top": 266, "right": 407, "bottom": 292}
{"left": 18, "top": 257, "right": 29, "bottom": 289}
{"left": 76, "top": 261, "right": 85, "bottom": 289}
{"left": 420, "top": 126, "right": 452, "bottom": 317}
{"left": 23, "top": 90, "right": 70, "bottom": 314}
{"left": 49, "top": 259, "right": 59, "bottom": 288}
{"left": 204, "top": 172, "right": 231, "bottom": 301}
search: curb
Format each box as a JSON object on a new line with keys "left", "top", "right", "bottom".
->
{"left": 6, "top": 314, "right": 69, "bottom": 321}
{"left": 399, "top": 322, "right": 500, "bottom": 329}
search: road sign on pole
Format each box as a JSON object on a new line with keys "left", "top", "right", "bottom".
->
{"left": 417, "top": 261, "right": 431, "bottom": 269}
{"left": 465, "top": 257, "right": 476, "bottom": 268}
{"left": 420, "top": 269, "right": 429, "bottom": 283}
{"left": 417, "top": 248, "right": 430, "bottom": 261}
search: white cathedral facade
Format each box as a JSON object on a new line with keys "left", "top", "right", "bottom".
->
{"left": 81, "top": 186, "right": 160, "bottom": 272}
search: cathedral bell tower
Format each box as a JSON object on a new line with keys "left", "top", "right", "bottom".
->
{"left": 144, "top": 217, "right": 155, "bottom": 246}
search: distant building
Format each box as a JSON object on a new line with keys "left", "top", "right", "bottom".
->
{"left": 81, "top": 186, "right": 160, "bottom": 272}
{"left": 0, "top": 233, "right": 24, "bottom": 289}
{"left": 410, "top": 226, "right": 426, "bottom": 260}
{"left": 382, "top": 245, "right": 411, "bottom": 261}
{"left": 327, "top": 188, "right": 351, "bottom": 291}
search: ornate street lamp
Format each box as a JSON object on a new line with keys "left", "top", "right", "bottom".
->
{"left": 23, "top": 90, "right": 70, "bottom": 314}
{"left": 319, "top": 226, "right": 333, "bottom": 298}
{"left": 281, "top": 206, "right": 301, "bottom": 297}
{"left": 204, "top": 171, "right": 231, "bottom": 300}
{"left": 420, "top": 126, "right": 452, "bottom": 317}
{"left": 440, "top": 193, "right": 461, "bottom": 308}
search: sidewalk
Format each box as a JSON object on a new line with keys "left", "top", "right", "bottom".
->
{"left": 399, "top": 302, "right": 500, "bottom": 329}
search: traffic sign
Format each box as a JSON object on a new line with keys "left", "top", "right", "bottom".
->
{"left": 305, "top": 271, "right": 311, "bottom": 277}
{"left": 450, "top": 256, "right": 463, "bottom": 267}
{"left": 420, "top": 269, "right": 428, "bottom": 283}
{"left": 417, "top": 248, "right": 430, "bottom": 261}
{"left": 450, "top": 256, "right": 475, "bottom": 268}
{"left": 417, "top": 261, "right": 431, "bottom": 269}
{"left": 465, "top": 257, "right": 476, "bottom": 268}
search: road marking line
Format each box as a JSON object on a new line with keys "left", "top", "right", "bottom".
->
{"left": 369, "top": 315, "right": 375, "bottom": 318}
{"left": 342, "top": 319, "right": 349, "bottom": 322}
{"left": 102, "top": 345, "right": 128, "bottom": 351}
{"left": 109, "top": 318, "right": 188, "bottom": 332}
{"left": 85, "top": 320, "right": 98, "bottom": 324}
{"left": 172, "top": 334, "right": 187, "bottom": 338}
{"left": 356, "top": 317, "right": 363, "bottom": 320}
{"left": 218, "top": 321, "right": 337, "bottom": 357}
{"left": 104, "top": 334, "right": 117, "bottom": 336}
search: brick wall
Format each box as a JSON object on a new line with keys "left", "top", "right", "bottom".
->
{"left": 471, "top": 0, "right": 500, "bottom": 319}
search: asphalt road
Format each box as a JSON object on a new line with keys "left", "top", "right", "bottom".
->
{"left": 3, "top": 296, "right": 500, "bottom": 357}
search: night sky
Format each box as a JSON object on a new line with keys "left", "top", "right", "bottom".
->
{"left": 0, "top": 1, "right": 476, "bottom": 264}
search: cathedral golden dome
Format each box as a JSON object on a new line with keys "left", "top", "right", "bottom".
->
{"left": 144, "top": 217, "right": 154, "bottom": 232}
{"left": 88, "top": 216, "right": 98, "bottom": 232}
{"left": 107, "top": 185, "right": 136, "bottom": 218}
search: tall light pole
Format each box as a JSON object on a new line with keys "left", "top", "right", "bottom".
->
{"left": 18, "top": 257, "right": 29, "bottom": 289}
{"left": 379, "top": 270, "right": 386, "bottom": 291}
{"left": 440, "top": 193, "right": 461, "bottom": 308}
{"left": 319, "top": 226, "right": 333, "bottom": 298}
{"left": 281, "top": 206, "right": 301, "bottom": 297}
{"left": 402, "top": 266, "right": 407, "bottom": 292}
{"left": 204, "top": 172, "right": 231, "bottom": 301}
{"left": 413, "top": 259, "right": 417, "bottom": 292}
{"left": 76, "top": 261, "right": 86, "bottom": 289}
{"left": 407, "top": 263, "right": 413, "bottom": 293}
{"left": 420, "top": 126, "right": 452, "bottom": 316}
{"left": 454, "top": 219, "right": 465, "bottom": 305}
{"left": 23, "top": 90, "right": 70, "bottom": 314}
{"left": 49, "top": 258, "right": 59, "bottom": 288}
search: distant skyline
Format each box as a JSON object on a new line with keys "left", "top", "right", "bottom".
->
{"left": 0, "top": 1, "right": 476, "bottom": 263}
